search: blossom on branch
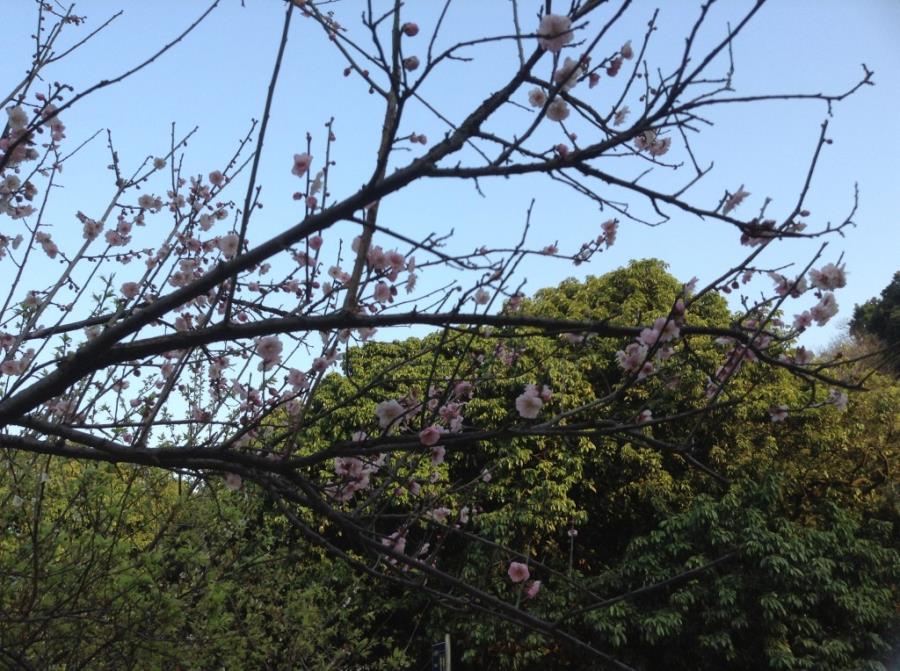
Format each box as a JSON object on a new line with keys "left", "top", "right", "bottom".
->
{"left": 508, "top": 561, "right": 530, "bottom": 583}
{"left": 537, "top": 14, "right": 573, "bottom": 53}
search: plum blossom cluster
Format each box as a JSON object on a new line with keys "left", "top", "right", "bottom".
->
{"left": 791, "top": 263, "right": 846, "bottom": 330}
{"left": 331, "top": 451, "right": 385, "bottom": 502}
{"left": 0, "top": 173, "right": 37, "bottom": 220}
{"left": 537, "top": 14, "right": 573, "bottom": 53}
{"left": 634, "top": 129, "right": 671, "bottom": 157}
{"left": 507, "top": 561, "right": 542, "bottom": 598}
{"left": 515, "top": 383, "right": 551, "bottom": 419}
{"left": 616, "top": 301, "right": 685, "bottom": 380}
{"left": 707, "top": 319, "right": 775, "bottom": 395}
{"left": 0, "top": 346, "right": 35, "bottom": 376}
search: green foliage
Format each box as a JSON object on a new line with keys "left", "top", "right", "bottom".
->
{"left": 851, "top": 271, "right": 900, "bottom": 372}
{"left": 0, "top": 455, "right": 412, "bottom": 670}
{"left": 592, "top": 478, "right": 899, "bottom": 671}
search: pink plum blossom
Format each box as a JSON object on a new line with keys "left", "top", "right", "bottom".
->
{"left": 217, "top": 233, "right": 240, "bottom": 259}
{"left": 374, "top": 281, "right": 392, "bottom": 303}
{"left": 255, "top": 335, "right": 283, "bottom": 370}
{"left": 770, "top": 405, "right": 788, "bottom": 422}
{"left": 525, "top": 580, "right": 542, "bottom": 599}
{"left": 528, "top": 88, "right": 547, "bottom": 108}
{"left": 515, "top": 385, "right": 544, "bottom": 419}
{"left": 508, "top": 561, "right": 530, "bottom": 583}
{"left": 553, "top": 57, "right": 583, "bottom": 91}
{"left": 723, "top": 187, "right": 750, "bottom": 215}
{"left": 419, "top": 425, "right": 443, "bottom": 446}
{"left": 793, "top": 311, "right": 813, "bottom": 330}
{"left": 292, "top": 153, "right": 312, "bottom": 177}
{"left": 537, "top": 14, "right": 573, "bottom": 53}
{"left": 121, "top": 282, "right": 140, "bottom": 299}
{"left": 375, "top": 399, "right": 404, "bottom": 428}
{"left": 546, "top": 99, "right": 570, "bottom": 122}
{"left": 288, "top": 368, "right": 309, "bottom": 390}
{"left": 808, "top": 263, "right": 847, "bottom": 290}
{"left": 809, "top": 292, "right": 838, "bottom": 326}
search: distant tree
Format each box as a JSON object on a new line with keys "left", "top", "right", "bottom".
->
{"left": 851, "top": 271, "right": 900, "bottom": 373}
{"left": 299, "top": 263, "right": 899, "bottom": 669}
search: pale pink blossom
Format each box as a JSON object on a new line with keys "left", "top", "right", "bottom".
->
{"left": 217, "top": 233, "right": 240, "bottom": 259}
{"left": 381, "top": 531, "right": 406, "bottom": 558}
{"left": 255, "top": 335, "right": 283, "bottom": 370}
{"left": 430, "top": 445, "right": 446, "bottom": 465}
{"left": 224, "top": 473, "right": 243, "bottom": 491}
{"left": 793, "top": 311, "right": 813, "bottom": 330}
{"left": 375, "top": 399, "right": 404, "bottom": 428}
{"left": 616, "top": 342, "right": 648, "bottom": 373}
{"left": 474, "top": 288, "right": 490, "bottom": 305}
{"left": 137, "top": 194, "right": 163, "bottom": 211}
{"left": 606, "top": 56, "right": 623, "bottom": 77}
{"left": 386, "top": 249, "right": 405, "bottom": 271}
{"left": 808, "top": 263, "right": 847, "bottom": 291}
{"left": 723, "top": 186, "right": 750, "bottom": 215}
{"left": 635, "top": 130, "right": 671, "bottom": 157}
{"left": 35, "top": 232, "right": 58, "bottom": 258}
{"left": 525, "top": 580, "right": 542, "bottom": 599}
{"left": 292, "top": 153, "right": 312, "bottom": 177}
{"left": 553, "top": 57, "right": 583, "bottom": 91}
{"left": 7, "top": 105, "right": 28, "bottom": 131}
{"left": 82, "top": 218, "right": 103, "bottom": 240}
{"left": 613, "top": 106, "right": 630, "bottom": 127}
{"left": 508, "top": 561, "right": 530, "bottom": 583}
{"left": 419, "top": 425, "right": 443, "bottom": 446}
{"left": 546, "top": 99, "right": 570, "bottom": 122}
{"left": 528, "top": 88, "right": 547, "bottom": 108}
{"left": 769, "top": 405, "right": 788, "bottom": 422}
{"left": 427, "top": 507, "right": 452, "bottom": 523}
{"left": 809, "top": 292, "right": 838, "bottom": 326}
{"left": 121, "top": 282, "right": 140, "bottom": 299}
{"left": 537, "top": 14, "right": 573, "bottom": 53}
{"left": 287, "top": 368, "right": 309, "bottom": 390}
{"left": 769, "top": 272, "right": 808, "bottom": 298}
{"left": 620, "top": 40, "right": 634, "bottom": 59}
{"left": 515, "top": 386, "right": 544, "bottom": 419}
{"left": 453, "top": 381, "right": 473, "bottom": 399}
{"left": 374, "top": 281, "right": 392, "bottom": 304}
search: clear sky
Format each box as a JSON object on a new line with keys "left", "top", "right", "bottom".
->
{"left": 3, "top": 0, "right": 898, "bottom": 350}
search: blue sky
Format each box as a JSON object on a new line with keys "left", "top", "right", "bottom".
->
{"left": 3, "top": 0, "right": 898, "bottom": 350}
